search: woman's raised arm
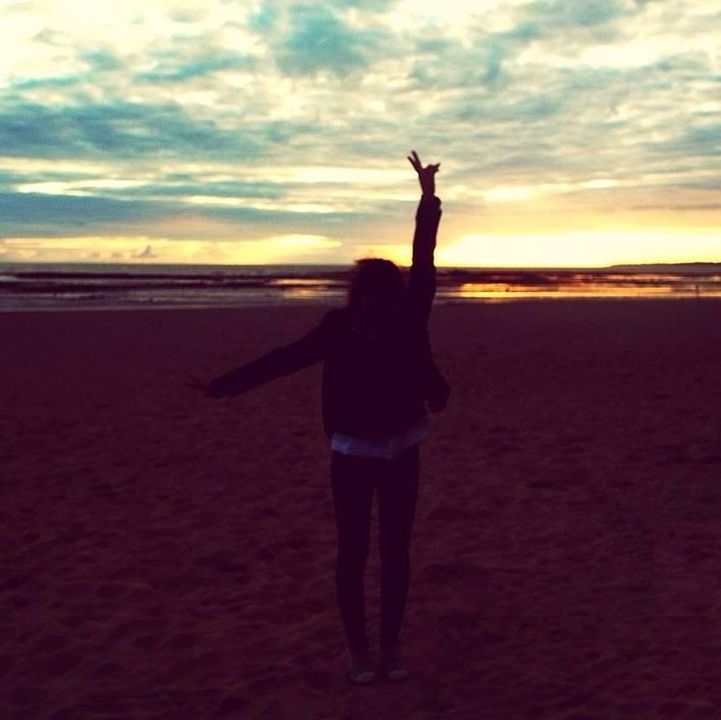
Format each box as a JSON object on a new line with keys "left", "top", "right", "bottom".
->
{"left": 406, "top": 151, "right": 442, "bottom": 326}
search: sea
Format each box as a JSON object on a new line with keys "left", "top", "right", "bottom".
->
{"left": 1, "top": 262, "right": 720, "bottom": 312}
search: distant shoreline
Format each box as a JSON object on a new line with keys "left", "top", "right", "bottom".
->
{"left": 2, "top": 262, "right": 720, "bottom": 312}
{"left": 607, "top": 262, "right": 721, "bottom": 273}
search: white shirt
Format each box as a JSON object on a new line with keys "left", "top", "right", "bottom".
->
{"left": 330, "top": 415, "right": 432, "bottom": 460}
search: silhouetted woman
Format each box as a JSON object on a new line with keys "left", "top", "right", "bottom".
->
{"left": 188, "top": 151, "right": 449, "bottom": 685}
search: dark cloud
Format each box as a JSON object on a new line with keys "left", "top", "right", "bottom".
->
{"left": 430, "top": 88, "right": 566, "bottom": 125}
{"left": 409, "top": 21, "right": 544, "bottom": 92}
{"left": 501, "top": 21, "right": 545, "bottom": 44}
{"left": 249, "top": 0, "right": 397, "bottom": 38}
{"left": 645, "top": 122, "right": 721, "bottom": 167}
{"left": 685, "top": 123, "right": 721, "bottom": 150}
{"left": 333, "top": 0, "right": 399, "bottom": 10}
{"left": 524, "top": 0, "right": 632, "bottom": 28}
{"left": 1, "top": 166, "right": 288, "bottom": 202}
{"left": 136, "top": 51, "right": 255, "bottom": 83}
{"left": 120, "top": 180, "right": 287, "bottom": 200}
{"left": 81, "top": 49, "right": 123, "bottom": 73}
{"left": 274, "top": 4, "right": 387, "bottom": 77}
{"left": 198, "top": 204, "right": 369, "bottom": 232}
{"left": 0, "top": 191, "right": 167, "bottom": 228}
{"left": 409, "top": 45, "right": 505, "bottom": 90}
{"left": 247, "top": 1, "right": 280, "bottom": 33}
{"left": 0, "top": 99, "right": 264, "bottom": 159}
{"left": 0, "top": 169, "right": 27, "bottom": 188}
{"left": 6, "top": 49, "right": 121, "bottom": 93}
{"left": 406, "top": 0, "right": 633, "bottom": 95}
{"left": 0, "top": 188, "right": 373, "bottom": 239}
{"left": 11, "top": 75, "right": 81, "bottom": 91}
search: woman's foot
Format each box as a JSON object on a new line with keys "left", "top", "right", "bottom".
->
{"left": 381, "top": 643, "right": 409, "bottom": 681}
{"left": 347, "top": 648, "right": 376, "bottom": 685}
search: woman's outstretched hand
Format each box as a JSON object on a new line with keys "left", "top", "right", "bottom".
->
{"left": 407, "top": 150, "right": 440, "bottom": 197}
{"left": 185, "top": 375, "right": 216, "bottom": 398}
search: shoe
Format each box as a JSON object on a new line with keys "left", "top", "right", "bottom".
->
{"left": 382, "top": 653, "right": 409, "bottom": 681}
{"left": 347, "top": 652, "right": 377, "bottom": 685}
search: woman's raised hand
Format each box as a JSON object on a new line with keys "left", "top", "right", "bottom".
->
{"left": 407, "top": 150, "right": 440, "bottom": 197}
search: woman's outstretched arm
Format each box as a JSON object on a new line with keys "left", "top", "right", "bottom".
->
{"left": 407, "top": 151, "right": 442, "bottom": 326}
{"left": 406, "top": 152, "right": 450, "bottom": 411}
{"left": 187, "top": 312, "right": 333, "bottom": 399}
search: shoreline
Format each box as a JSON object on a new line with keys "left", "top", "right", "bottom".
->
{"left": 2, "top": 293, "right": 721, "bottom": 314}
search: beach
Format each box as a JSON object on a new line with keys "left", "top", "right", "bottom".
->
{"left": 2, "top": 300, "right": 721, "bottom": 719}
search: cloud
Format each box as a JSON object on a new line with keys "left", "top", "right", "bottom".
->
{"left": 0, "top": 100, "right": 265, "bottom": 159}
{"left": 120, "top": 180, "right": 286, "bottom": 201}
{"left": 135, "top": 51, "right": 255, "bottom": 84}
{"left": 136, "top": 244, "right": 156, "bottom": 258}
{"left": 272, "top": 4, "right": 388, "bottom": 77}
{"left": 11, "top": 75, "right": 81, "bottom": 91}
{"left": 248, "top": 2, "right": 280, "bottom": 34}
{"left": 81, "top": 49, "right": 122, "bottom": 73}
{"left": 0, "top": 191, "right": 168, "bottom": 233}
{"left": 409, "top": 37, "right": 508, "bottom": 90}
{"left": 0, "top": 182, "right": 381, "bottom": 242}
{"left": 335, "top": 0, "right": 399, "bottom": 10}
{"left": 0, "top": 232, "right": 348, "bottom": 264}
{"left": 0, "top": 169, "right": 26, "bottom": 188}
{"left": 525, "top": 0, "right": 632, "bottom": 28}
{"left": 1, "top": 0, "right": 720, "bottom": 264}
{"left": 685, "top": 122, "right": 721, "bottom": 150}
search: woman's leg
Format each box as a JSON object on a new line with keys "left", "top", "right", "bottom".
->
{"left": 376, "top": 444, "right": 420, "bottom": 652}
{"left": 330, "top": 451, "right": 376, "bottom": 654}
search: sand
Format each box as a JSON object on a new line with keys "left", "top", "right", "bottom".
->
{"left": 2, "top": 299, "right": 721, "bottom": 720}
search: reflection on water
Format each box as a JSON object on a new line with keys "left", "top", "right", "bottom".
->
{"left": 451, "top": 284, "right": 721, "bottom": 300}
{"left": 445, "top": 272, "right": 721, "bottom": 302}
{"left": 1, "top": 262, "right": 720, "bottom": 310}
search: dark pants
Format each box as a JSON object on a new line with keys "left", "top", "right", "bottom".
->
{"left": 330, "top": 444, "right": 420, "bottom": 652}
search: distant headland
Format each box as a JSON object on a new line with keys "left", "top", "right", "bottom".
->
{"left": 608, "top": 262, "right": 721, "bottom": 273}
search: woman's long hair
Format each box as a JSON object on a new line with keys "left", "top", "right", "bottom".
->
{"left": 347, "top": 258, "right": 406, "bottom": 332}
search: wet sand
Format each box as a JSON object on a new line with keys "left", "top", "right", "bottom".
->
{"left": 2, "top": 300, "right": 721, "bottom": 719}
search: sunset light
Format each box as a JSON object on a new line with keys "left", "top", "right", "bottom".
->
{"left": 1, "top": 0, "right": 720, "bottom": 266}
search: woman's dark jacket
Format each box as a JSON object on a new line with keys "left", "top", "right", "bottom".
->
{"left": 209, "top": 195, "right": 450, "bottom": 440}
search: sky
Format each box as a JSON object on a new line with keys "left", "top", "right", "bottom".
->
{"left": 1, "top": 0, "right": 720, "bottom": 267}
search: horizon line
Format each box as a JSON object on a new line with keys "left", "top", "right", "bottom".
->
{"left": 2, "top": 259, "right": 721, "bottom": 271}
